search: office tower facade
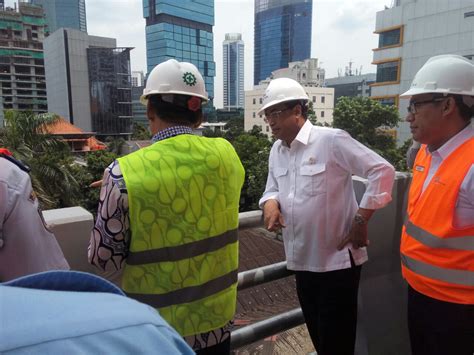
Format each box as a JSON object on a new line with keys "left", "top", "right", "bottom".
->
{"left": 254, "top": 0, "right": 312, "bottom": 85}
{"left": 143, "top": 0, "right": 215, "bottom": 99}
{"left": 371, "top": 0, "right": 474, "bottom": 143}
{"left": 325, "top": 73, "right": 376, "bottom": 102}
{"left": 131, "top": 70, "right": 144, "bottom": 87}
{"left": 44, "top": 28, "right": 133, "bottom": 136}
{"left": 0, "top": 3, "right": 47, "bottom": 112}
{"left": 223, "top": 33, "right": 244, "bottom": 109}
{"left": 31, "top": 0, "right": 87, "bottom": 34}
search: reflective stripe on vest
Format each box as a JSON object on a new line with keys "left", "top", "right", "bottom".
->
{"left": 127, "top": 229, "right": 238, "bottom": 265}
{"left": 404, "top": 220, "right": 474, "bottom": 251}
{"left": 400, "top": 137, "right": 474, "bottom": 304}
{"left": 126, "top": 269, "right": 238, "bottom": 308}
{"left": 401, "top": 253, "right": 474, "bottom": 287}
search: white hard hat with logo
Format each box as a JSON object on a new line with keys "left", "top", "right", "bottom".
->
{"left": 258, "top": 77, "right": 309, "bottom": 115}
{"left": 141, "top": 59, "right": 208, "bottom": 105}
{"left": 400, "top": 54, "right": 474, "bottom": 99}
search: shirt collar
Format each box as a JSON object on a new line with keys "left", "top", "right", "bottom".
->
{"left": 281, "top": 119, "right": 313, "bottom": 148}
{"left": 151, "top": 125, "right": 193, "bottom": 143}
{"left": 425, "top": 124, "right": 473, "bottom": 160}
{"left": 294, "top": 119, "right": 313, "bottom": 145}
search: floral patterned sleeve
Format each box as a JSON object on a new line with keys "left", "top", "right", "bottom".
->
{"left": 88, "top": 160, "right": 130, "bottom": 272}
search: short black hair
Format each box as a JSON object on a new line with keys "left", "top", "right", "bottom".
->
{"left": 452, "top": 95, "right": 473, "bottom": 122}
{"left": 433, "top": 94, "right": 473, "bottom": 122}
{"left": 147, "top": 94, "right": 203, "bottom": 127}
{"left": 284, "top": 99, "right": 309, "bottom": 120}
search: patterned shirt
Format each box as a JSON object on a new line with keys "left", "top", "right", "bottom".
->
{"left": 88, "top": 126, "right": 232, "bottom": 350}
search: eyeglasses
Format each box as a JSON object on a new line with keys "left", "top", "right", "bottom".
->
{"left": 263, "top": 107, "right": 292, "bottom": 123}
{"left": 407, "top": 98, "right": 447, "bottom": 114}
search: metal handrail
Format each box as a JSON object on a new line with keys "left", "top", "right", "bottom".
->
{"left": 237, "top": 261, "right": 294, "bottom": 291}
{"left": 230, "top": 308, "right": 305, "bottom": 349}
{"left": 232, "top": 212, "right": 305, "bottom": 350}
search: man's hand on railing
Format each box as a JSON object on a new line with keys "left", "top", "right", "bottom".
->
{"left": 263, "top": 199, "right": 286, "bottom": 232}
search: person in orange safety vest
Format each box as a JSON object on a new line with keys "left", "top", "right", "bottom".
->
{"left": 400, "top": 55, "right": 473, "bottom": 355}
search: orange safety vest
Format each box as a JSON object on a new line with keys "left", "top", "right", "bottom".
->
{"left": 400, "top": 137, "right": 474, "bottom": 305}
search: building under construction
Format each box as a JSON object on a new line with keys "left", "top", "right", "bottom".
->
{"left": 0, "top": 2, "right": 47, "bottom": 113}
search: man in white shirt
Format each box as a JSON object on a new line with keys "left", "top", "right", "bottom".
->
{"left": 399, "top": 54, "right": 473, "bottom": 355}
{"left": 259, "top": 78, "right": 395, "bottom": 355}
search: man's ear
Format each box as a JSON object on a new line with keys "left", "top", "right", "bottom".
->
{"left": 443, "top": 97, "right": 456, "bottom": 115}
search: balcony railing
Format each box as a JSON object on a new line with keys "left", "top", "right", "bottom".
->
{"left": 43, "top": 173, "right": 411, "bottom": 354}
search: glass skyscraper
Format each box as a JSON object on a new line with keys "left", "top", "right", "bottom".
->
{"left": 31, "top": 0, "right": 87, "bottom": 34}
{"left": 223, "top": 33, "right": 244, "bottom": 109}
{"left": 87, "top": 47, "right": 133, "bottom": 136}
{"left": 254, "top": 0, "right": 312, "bottom": 85}
{"left": 143, "top": 0, "right": 215, "bottom": 99}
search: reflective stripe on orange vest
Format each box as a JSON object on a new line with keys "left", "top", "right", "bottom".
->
{"left": 401, "top": 137, "right": 474, "bottom": 304}
{"left": 404, "top": 220, "right": 474, "bottom": 250}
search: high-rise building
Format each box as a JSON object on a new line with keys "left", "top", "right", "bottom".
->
{"left": 131, "top": 70, "right": 144, "bottom": 87}
{"left": 223, "top": 33, "right": 244, "bottom": 110}
{"left": 371, "top": 0, "right": 474, "bottom": 143}
{"left": 143, "top": 0, "right": 215, "bottom": 99}
{"left": 0, "top": 3, "right": 48, "bottom": 113}
{"left": 254, "top": 0, "right": 312, "bottom": 85}
{"left": 44, "top": 28, "right": 133, "bottom": 137}
{"left": 30, "top": 0, "right": 86, "bottom": 34}
{"left": 325, "top": 73, "right": 376, "bottom": 102}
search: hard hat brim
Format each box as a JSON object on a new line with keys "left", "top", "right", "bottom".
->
{"left": 257, "top": 97, "right": 308, "bottom": 115}
{"left": 140, "top": 91, "right": 208, "bottom": 106}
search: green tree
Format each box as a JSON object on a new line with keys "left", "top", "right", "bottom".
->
{"left": 131, "top": 122, "right": 151, "bottom": 140}
{"left": 106, "top": 136, "right": 127, "bottom": 155}
{"left": 332, "top": 97, "right": 404, "bottom": 169}
{"left": 228, "top": 125, "right": 272, "bottom": 211}
{"left": 307, "top": 101, "right": 318, "bottom": 125}
{"left": 72, "top": 150, "right": 119, "bottom": 214}
{"left": 0, "top": 110, "right": 80, "bottom": 209}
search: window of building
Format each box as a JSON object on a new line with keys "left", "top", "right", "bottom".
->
{"left": 266, "top": 126, "right": 269, "bottom": 132}
{"left": 375, "top": 59, "right": 400, "bottom": 84}
{"left": 321, "top": 111, "right": 325, "bottom": 118}
{"left": 312, "top": 96, "right": 316, "bottom": 103}
{"left": 321, "top": 96, "right": 325, "bottom": 104}
{"left": 259, "top": 98, "right": 262, "bottom": 104}
{"left": 376, "top": 26, "right": 403, "bottom": 49}
{"left": 253, "top": 98, "right": 256, "bottom": 105}
{"left": 371, "top": 96, "right": 398, "bottom": 107}
{"left": 253, "top": 112, "right": 256, "bottom": 118}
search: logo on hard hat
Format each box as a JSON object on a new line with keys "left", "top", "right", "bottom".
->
{"left": 183, "top": 72, "right": 197, "bottom": 86}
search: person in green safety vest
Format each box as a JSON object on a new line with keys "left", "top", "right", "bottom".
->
{"left": 88, "top": 59, "right": 245, "bottom": 354}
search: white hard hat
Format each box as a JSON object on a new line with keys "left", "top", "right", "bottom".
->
{"left": 400, "top": 55, "right": 474, "bottom": 99}
{"left": 141, "top": 59, "right": 208, "bottom": 105}
{"left": 258, "top": 78, "right": 309, "bottom": 115}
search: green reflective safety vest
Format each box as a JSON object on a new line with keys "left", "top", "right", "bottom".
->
{"left": 118, "top": 134, "right": 245, "bottom": 337}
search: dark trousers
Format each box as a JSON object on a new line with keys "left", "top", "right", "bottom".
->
{"left": 195, "top": 337, "right": 230, "bottom": 355}
{"left": 294, "top": 256, "right": 362, "bottom": 355}
{"left": 407, "top": 285, "right": 474, "bottom": 355}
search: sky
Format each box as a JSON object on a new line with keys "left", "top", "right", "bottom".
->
{"left": 8, "top": 0, "right": 393, "bottom": 108}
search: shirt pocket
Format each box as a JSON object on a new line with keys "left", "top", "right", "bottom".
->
{"left": 274, "top": 167, "right": 288, "bottom": 179}
{"left": 300, "top": 163, "right": 326, "bottom": 196}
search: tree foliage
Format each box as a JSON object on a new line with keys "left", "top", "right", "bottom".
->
{"left": 0, "top": 110, "right": 80, "bottom": 209}
{"left": 131, "top": 122, "right": 151, "bottom": 140}
{"left": 332, "top": 97, "right": 407, "bottom": 170}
